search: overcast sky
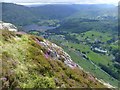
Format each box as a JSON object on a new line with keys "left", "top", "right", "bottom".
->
{"left": 1, "top": 0, "right": 119, "bottom": 5}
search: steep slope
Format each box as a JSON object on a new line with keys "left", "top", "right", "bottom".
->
{"left": 0, "top": 29, "right": 112, "bottom": 89}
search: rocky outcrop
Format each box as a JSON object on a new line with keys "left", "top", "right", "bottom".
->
{"left": 0, "top": 21, "right": 17, "bottom": 31}
{"left": 35, "top": 38, "right": 78, "bottom": 69}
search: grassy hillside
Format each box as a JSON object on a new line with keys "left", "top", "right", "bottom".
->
{"left": 0, "top": 30, "right": 111, "bottom": 89}
{"left": 52, "top": 18, "right": 118, "bottom": 34}
{"left": 47, "top": 30, "right": 119, "bottom": 87}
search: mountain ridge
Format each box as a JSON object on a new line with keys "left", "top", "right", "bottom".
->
{"left": 1, "top": 2, "right": 117, "bottom": 26}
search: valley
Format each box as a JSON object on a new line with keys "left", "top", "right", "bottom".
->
{"left": 46, "top": 30, "right": 119, "bottom": 87}
{"left": 1, "top": 2, "right": 120, "bottom": 88}
{"left": 28, "top": 17, "right": 119, "bottom": 87}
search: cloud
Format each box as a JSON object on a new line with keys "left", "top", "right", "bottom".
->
{"left": 1, "top": 0, "right": 119, "bottom": 5}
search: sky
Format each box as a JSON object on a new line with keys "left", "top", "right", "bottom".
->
{"left": 1, "top": 0, "right": 120, "bottom": 5}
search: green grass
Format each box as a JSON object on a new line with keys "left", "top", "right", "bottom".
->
{"left": 48, "top": 32, "right": 119, "bottom": 87}
{"left": 61, "top": 35, "right": 116, "bottom": 68}
{"left": 63, "top": 47, "right": 119, "bottom": 87}
{"left": 76, "top": 30, "right": 112, "bottom": 42}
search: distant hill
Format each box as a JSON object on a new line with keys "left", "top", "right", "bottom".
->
{"left": 1, "top": 2, "right": 117, "bottom": 26}
{"left": 1, "top": 3, "right": 36, "bottom": 26}
{"left": 63, "top": 4, "right": 117, "bottom": 19}
{"left": 30, "top": 4, "right": 78, "bottom": 19}
{"left": 48, "top": 18, "right": 118, "bottom": 34}
{"left": 1, "top": 3, "right": 77, "bottom": 26}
